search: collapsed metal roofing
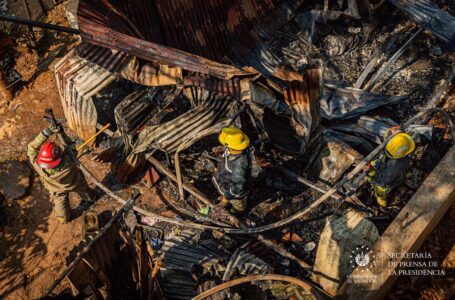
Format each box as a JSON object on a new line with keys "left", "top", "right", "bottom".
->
{"left": 76, "top": 0, "right": 304, "bottom": 79}
{"left": 56, "top": 0, "right": 411, "bottom": 150}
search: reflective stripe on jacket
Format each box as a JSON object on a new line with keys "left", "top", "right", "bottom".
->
{"left": 368, "top": 155, "right": 410, "bottom": 188}
{"left": 213, "top": 148, "right": 251, "bottom": 199}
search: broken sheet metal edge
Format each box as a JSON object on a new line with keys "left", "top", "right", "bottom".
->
{"left": 320, "top": 83, "right": 407, "bottom": 120}
{"left": 388, "top": 0, "right": 455, "bottom": 52}
{"left": 67, "top": 223, "right": 122, "bottom": 295}
{"left": 55, "top": 49, "right": 118, "bottom": 141}
{"left": 366, "top": 28, "right": 423, "bottom": 92}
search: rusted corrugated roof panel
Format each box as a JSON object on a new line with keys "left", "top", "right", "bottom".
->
{"left": 77, "top": 0, "right": 255, "bottom": 80}
{"left": 143, "top": 0, "right": 276, "bottom": 61}
{"left": 76, "top": 43, "right": 128, "bottom": 73}
{"left": 55, "top": 49, "right": 118, "bottom": 142}
{"left": 132, "top": 92, "right": 236, "bottom": 154}
{"left": 76, "top": 0, "right": 304, "bottom": 79}
{"left": 184, "top": 75, "right": 241, "bottom": 99}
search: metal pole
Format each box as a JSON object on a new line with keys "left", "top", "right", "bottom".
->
{"left": 0, "top": 14, "right": 80, "bottom": 34}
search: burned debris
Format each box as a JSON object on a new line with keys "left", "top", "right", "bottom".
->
{"left": 0, "top": 0, "right": 451, "bottom": 298}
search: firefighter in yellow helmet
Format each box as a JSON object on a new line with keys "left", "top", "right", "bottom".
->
{"left": 212, "top": 127, "right": 251, "bottom": 214}
{"left": 367, "top": 130, "right": 416, "bottom": 207}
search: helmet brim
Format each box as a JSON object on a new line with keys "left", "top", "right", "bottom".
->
{"left": 219, "top": 134, "right": 250, "bottom": 151}
{"left": 37, "top": 156, "right": 62, "bottom": 169}
{"left": 386, "top": 133, "right": 416, "bottom": 159}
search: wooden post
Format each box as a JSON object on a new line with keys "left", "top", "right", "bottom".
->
{"left": 339, "top": 145, "right": 455, "bottom": 299}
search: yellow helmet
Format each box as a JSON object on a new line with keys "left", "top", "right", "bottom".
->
{"left": 218, "top": 127, "right": 250, "bottom": 151}
{"left": 385, "top": 133, "right": 415, "bottom": 159}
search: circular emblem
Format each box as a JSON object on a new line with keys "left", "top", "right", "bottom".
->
{"left": 350, "top": 245, "right": 375, "bottom": 272}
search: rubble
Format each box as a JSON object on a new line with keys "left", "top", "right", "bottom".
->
{"left": 1, "top": 0, "right": 454, "bottom": 298}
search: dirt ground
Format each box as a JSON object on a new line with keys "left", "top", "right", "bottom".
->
{"left": 0, "top": 3, "right": 454, "bottom": 300}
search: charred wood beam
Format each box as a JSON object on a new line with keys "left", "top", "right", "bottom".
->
{"left": 425, "top": 68, "right": 455, "bottom": 109}
{"left": 148, "top": 156, "right": 214, "bottom": 208}
{"left": 354, "top": 28, "right": 405, "bottom": 89}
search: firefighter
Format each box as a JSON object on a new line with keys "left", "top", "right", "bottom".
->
{"left": 367, "top": 131, "right": 416, "bottom": 207}
{"left": 212, "top": 127, "right": 251, "bottom": 214}
{"left": 27, "top": 124, "right": 95, "bottom": 223}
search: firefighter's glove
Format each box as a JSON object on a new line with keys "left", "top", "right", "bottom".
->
{"left": 49, "top": 123, "right": 64, "bottom": 134}
{"left": 42, "top": 127, "right": 53, "bottom": 138}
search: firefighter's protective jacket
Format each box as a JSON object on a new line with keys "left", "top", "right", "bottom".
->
{"left": 368, "top": 155, "right": 411, "bottom": 188}
{"left": 27, "top": 132, "right": 85, "bottom": 193}
{"left": 213, "top": 148, "right": 251, "bottom": 199}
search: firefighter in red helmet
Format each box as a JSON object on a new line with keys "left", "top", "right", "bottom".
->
{"left": 27, "top": 124, "right": 95, "bottom": 224}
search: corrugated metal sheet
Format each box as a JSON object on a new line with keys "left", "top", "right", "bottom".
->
{"left": 76, "top": 42, "right": 128, "bottom": 73}
{"left": 132, "top": 91, "right": 235, "bottom": 154}
{"left": 115, "top": 86, "right": 181, "bottom": 154}
{"left": 183, "top": 75, "right": 241, "bottom": 99}
{"left": 77, "top": 0, "right": 254, "bottom": 80}
{"left": 55, "top": 49, "right": 118, "bottom": 142}
{"left": 55, "top": 0, "right": 309, "bottom": 152}
{"left": 76, "top": 0, "right": 304, "bottom": 79}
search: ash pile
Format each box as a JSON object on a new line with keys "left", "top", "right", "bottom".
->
{"left": 53, "top": 0, "right": 455, "bottom": 299}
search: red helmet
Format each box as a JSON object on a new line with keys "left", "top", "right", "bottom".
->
{"left": 37, "top": 142, "right": 62, "bottom": 169}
